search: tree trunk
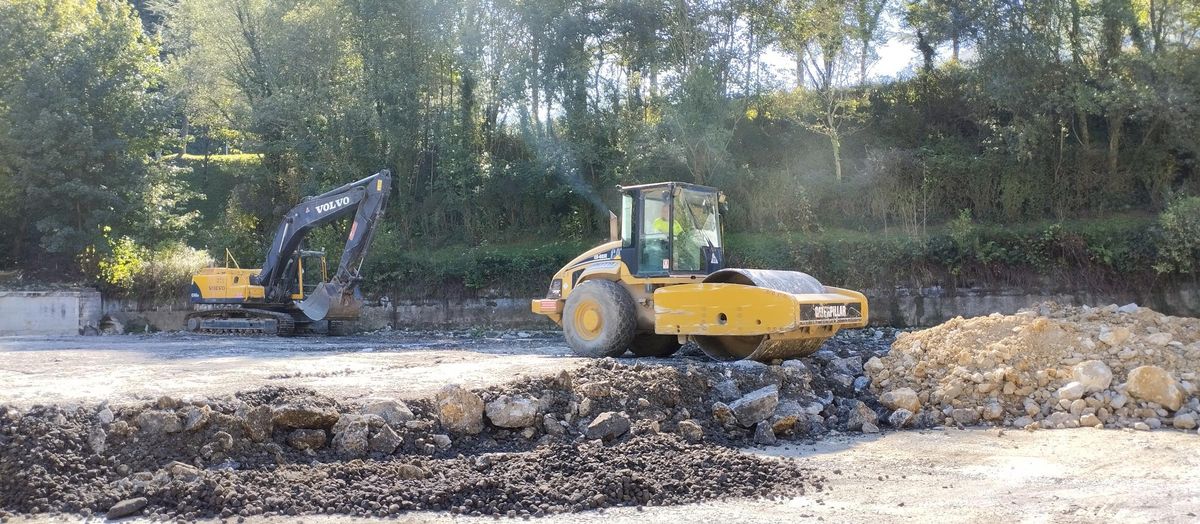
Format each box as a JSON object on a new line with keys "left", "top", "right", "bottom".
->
{"left": 830, "top": 129, "right": 843, "bottom": 181}
{"left": 530, "top": 41, "right": 540, "bottom": 136}
{"left": 859, "top": 43, "right": 868, "bottom": 84}
{"left": 178, "top": 114, "right": 189, "bottom": 159}
{"left": 1107, "top": 112, "right": 1123, "bottom": 177}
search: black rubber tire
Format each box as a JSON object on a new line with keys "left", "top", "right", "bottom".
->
{"left": 562, "top": 279, "right": 636, "bottom": 358}
{"left": 630, "top": 333, "right": 682, "bottom": 358}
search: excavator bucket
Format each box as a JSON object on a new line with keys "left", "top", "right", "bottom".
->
{"left": 298, "top": 282, "right": 363, "bottom": 321}
{"left": 653, "top": 269, "right": 868, "bottom": 361}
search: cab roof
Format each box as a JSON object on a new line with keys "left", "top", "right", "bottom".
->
{"left": 616, "top": 181, "right": 719, "bottom": 193}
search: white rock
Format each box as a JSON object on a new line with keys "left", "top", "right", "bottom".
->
{"left": 361, "top": 399, "right": 415, "bottom": 425}
{"left": 982, "top": 401, "right": 1003, "bottom": 421}
{"left": 1110, "top": 393, "right": 1128, "bottom": 409}
{"left": 1098, "top": 327, "right": 1131, "bottom": 346}
{"left": 1056, "top": 381, "right": 1086, "bottom": 401}
{"left": 1172, "top": 413, "right": 1197, "bottom": 430}
{"left": 880, "top": 387, "right": 921, "bottom": 413}
{"left": 1072, "top": 360, "right": 1113, "bottom": 393}
{"left": 888, "top": 409, "right": 914, "bottom": 428}
{"left": 1144, "top": 332, "right": 1174, "bottom": 346}
{"left": 484, "top": 395, "right": 539, "bottom": 428}
{"left": 1133, "top": 422, "right": 1150, "bottom": 431}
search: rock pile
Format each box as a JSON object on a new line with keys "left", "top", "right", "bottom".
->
{"left": 869, "top": 303, "right": 1200, "bottom": 431}
{"left": 0, "top": 328, "right": 900, "bottom": 521}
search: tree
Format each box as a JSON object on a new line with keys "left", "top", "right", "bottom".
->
{"left": 0, "top": 0, "right": 170, "bottom": 268}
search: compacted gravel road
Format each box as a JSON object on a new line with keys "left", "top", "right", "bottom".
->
{"left": 2, "top": 329, "right": 1197, "bottom": 523}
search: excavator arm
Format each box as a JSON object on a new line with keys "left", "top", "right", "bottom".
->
{"left": 252, "top": 170, "right": 392, "bottom": 320}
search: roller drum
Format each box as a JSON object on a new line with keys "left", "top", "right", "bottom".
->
{"left": 692, "top": 269, "right": 831, "bottom": 362}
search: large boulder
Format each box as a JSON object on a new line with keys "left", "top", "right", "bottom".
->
{"left": 753, "top": 421, "right": 777, "bottom": 445}
{"left": 106, "top": 497, "right": 148, "bottom": 520}
{"left": 272, "top": 402, "right": 340, "bottom": 430}
{"left": 845, "top": 401, "right": 878, "bottom": 431}
{"left": 676, "top": 419, "right": 703, "bottom": 443}
{"left": 360, "top": 399, "right": 414, "bottom": 426}
{"left": 241, "top": 405, "right": 273, "bottom": 442}
{"left": 1097, "top": 326, "right": 1131, "bottom": 346}
{"left": 1125, "top": 366, "right": 1185, "bottom": 411}
{"left": 879, "top": 387, "right": 921, "bottom": 413}
{"left": 485, "top": 395, "right": 539, "bottom": 428}
{"left": 436, "top": 385, "right": 485, "bottom": 434}
{"left": 332, "top": 417, "right": 370, "bottom": 455}
{"left": 728, "top": 386, "right": 779, "bottom": 427}
{"left": 585, "top": 411, "right": 630, "bottom": 441}
{"left": 1056, "top": 381, "right": 1086, "bottom": 401}
{"left": 368, "top": 424, "right": 402, "bottom": 454}
{"left": 1072, "top": 360, "right": 1113, "bottom": 393}
{"left": 887, "top": 408, "right": 914, "bottom": 428}
{"left": 137, "top": 410, "right": 182, "bottom": 434}
{"left": 287, "top": 429, "right": 327, "bottom": 450}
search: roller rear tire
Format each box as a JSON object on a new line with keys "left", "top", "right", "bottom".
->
{"left": 563, "top": 280, "right": 636, "bottom": 358}
{"left": 630, "top": 334, "right": 681, "bottom": 358}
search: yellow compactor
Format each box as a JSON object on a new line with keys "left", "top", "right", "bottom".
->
{"left": 532, "top": 182, "right": 868, "bottom": 362}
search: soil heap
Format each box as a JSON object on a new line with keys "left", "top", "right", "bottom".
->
{"left": 868, "top": 303, "right": 1200, "bottom": 431}
{"left": 0, "top": 328, "right": 899, "bottom": 522}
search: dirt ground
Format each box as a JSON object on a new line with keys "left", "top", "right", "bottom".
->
{"left": 0, "top": 332, "right": 584, "bottom": 407}
{"left": 3, "top": 332, "right": 1198, "bottom": 523}
{"left": 215, "top": 429, "right": 1198, "bottom": 524}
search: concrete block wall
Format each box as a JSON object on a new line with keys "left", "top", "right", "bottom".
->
{"left": 0, "top": 290, "right": 102, "bottom": 335}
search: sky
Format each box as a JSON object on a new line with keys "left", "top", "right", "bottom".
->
{"left": 761, "top": 13, "right": 921, "bottom": 88}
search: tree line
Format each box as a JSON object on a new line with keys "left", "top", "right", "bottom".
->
{"left": 0, "top": 0, "right": 1196, "bottom": 283}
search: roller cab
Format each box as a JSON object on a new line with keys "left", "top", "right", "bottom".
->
{"left": 532, "top": 182, "right": 870, "bottom": 362}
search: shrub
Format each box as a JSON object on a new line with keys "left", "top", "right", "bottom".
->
{"left": 1153, "top": 196, "right": 1200, "bottom": 274}
{"left": 136, "top": 242, "right": 215, "bottom": 299}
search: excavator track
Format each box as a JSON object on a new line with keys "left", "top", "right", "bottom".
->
{"left": 186, "top": 308, "right": 297, "bottom": 336}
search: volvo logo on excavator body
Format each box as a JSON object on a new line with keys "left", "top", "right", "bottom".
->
{"left": 315, "top": 197, "right": 351, "bottom": 214}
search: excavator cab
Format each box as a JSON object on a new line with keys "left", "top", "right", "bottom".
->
{"left": 618, "top": 182, "right": 724, "bottom": 278}
{"left": 296, "top": 250, "right": 329, "bottom": 298}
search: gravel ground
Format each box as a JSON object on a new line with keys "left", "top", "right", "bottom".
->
{"left": 5, "top": 327, "right": 1198, "bottom": 522}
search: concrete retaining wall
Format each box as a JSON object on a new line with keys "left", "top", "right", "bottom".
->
{"left": 0, "top": 290, "right": 103, "bottom": 335}
{"left": 2, "top": 283, "right": 1196, "bottom": 335}
{"left": 871, "top": 285, "right": 1200, "bottom": 327}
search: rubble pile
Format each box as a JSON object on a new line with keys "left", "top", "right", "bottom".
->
{"left": 869, "top": 303, "right": 1200, "bottom": 431}
{"left": 0, "top": 329, "right": 900, "bottom": 521}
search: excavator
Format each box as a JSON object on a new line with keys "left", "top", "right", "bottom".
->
{"left": 532, "top": 182, "right": 868, "bottom": 362}
{"left": 187, "top": 170, "right": 392, "bottom": 335}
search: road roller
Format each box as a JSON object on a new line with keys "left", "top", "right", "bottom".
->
{"left": 531, "top": 182, "right": 868, "bottom": 362}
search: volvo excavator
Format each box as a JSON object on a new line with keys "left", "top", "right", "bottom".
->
{"left": 187, "top": 170, "right": 392, "bottom": 335}
{"left": 532, "top": 182, "right": 868, "bottom": 362}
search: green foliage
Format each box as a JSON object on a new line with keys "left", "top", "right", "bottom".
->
{"left": 0, "top": 0, "right": 169, "bottom": 271}
{"left": 96, "top": 235, "right": 146, "bottom": 290}
{"left": 92, "top": 234, "right": 214, "bottom": 297}
{"left": 1, "top": 0, "right": 1199, "bottom": 300}
{"left": 1153, "top": 197, "right": 1200, "bottom": 274}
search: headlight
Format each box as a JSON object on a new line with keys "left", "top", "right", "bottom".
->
{"left": 547, "top": 279, "right": 563, "bottom": 299}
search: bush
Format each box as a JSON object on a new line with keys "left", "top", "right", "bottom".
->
{"left": 96, "top": 235, "right": 146, "bottom": 290}
{"left": 92, "top": 236, "right": 213, "bottom": 299}
{"left": 1154, "top": 196, "right": 1200, "bottom": 274}
{"left": 136, "top": 242, "right": 215, "bottom": 299}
